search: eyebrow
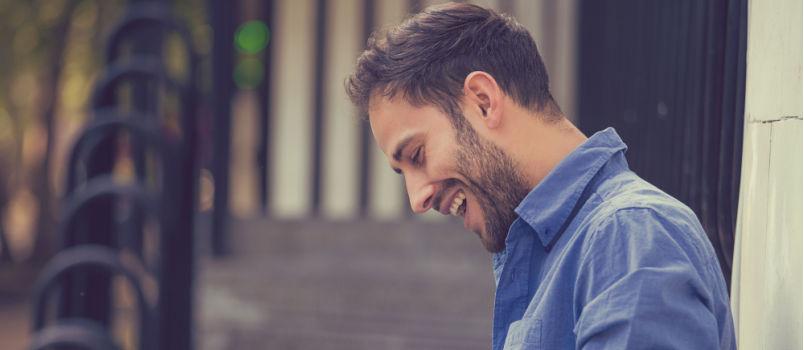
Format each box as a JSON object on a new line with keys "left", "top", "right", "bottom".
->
{"left": 391, "top": 134, "right": 416, "bottom": 174}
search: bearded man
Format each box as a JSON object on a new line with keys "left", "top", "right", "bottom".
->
{"left": 346, "top": 3, "right": 735, "bottom": 349}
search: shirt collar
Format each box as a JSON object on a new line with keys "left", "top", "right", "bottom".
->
{"left": 513, "top": 127, "right": 628, "bottom": 248}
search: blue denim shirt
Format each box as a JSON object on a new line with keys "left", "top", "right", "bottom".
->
{"left": 491, "top": 128, "right": 735, "bottom": 349}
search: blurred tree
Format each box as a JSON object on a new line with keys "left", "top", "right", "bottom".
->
{"left": 0, "top": 0, "right": 43, "bottom": 263}
{"left": 29, "top": 0, "right": 81, "bottom": 260}
{"left": 0, "top": 0, "right": 124, "bottom": 262}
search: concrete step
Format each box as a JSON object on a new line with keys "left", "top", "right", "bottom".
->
{"left": 197, "top": 218, "right": 494, "bottom": 350}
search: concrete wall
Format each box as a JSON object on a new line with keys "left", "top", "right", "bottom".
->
{"left": 730, "top": 0, "right": 803, "bottom": 348}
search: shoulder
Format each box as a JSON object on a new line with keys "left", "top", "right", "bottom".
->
{"left": 579, "top": 172, "right": 716, "bottom": 271}
{"left": 572, "top": 173, "right": 726, "bottom": 291}
{"left": 592, "top": 171, "right": 697, "bottom": 224}
{"left": 587, "top": 171, "right": 704, "bottom": 239}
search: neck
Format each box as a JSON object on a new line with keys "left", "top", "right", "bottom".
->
{"left": 502, "top": 109, "right": 588, "bottom": 189}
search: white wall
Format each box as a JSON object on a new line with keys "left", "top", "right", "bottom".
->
{"left": 730, "top": 0, "right": 803, "bottom": 348}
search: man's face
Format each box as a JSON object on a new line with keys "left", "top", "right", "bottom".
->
{"left": 369, "top": 96, "right": 530, "bottom": 252}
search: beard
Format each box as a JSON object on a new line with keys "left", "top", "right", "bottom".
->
{"left": 449, "top": 115, "right": 531, "bottom": 253}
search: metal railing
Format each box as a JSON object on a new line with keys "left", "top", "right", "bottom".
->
{"left": 29, "top": 2, "right": 199, "bottom": 349}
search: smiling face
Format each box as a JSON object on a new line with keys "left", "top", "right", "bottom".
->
{"left": 347, "top": 3, "right": 568, "bottom": 252}
{"left": 370, "top": 95, "right": 530, "bottom": 252}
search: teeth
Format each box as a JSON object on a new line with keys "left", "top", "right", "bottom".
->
{"left": 449, "top": 191, "right": 466, "bottom": 216}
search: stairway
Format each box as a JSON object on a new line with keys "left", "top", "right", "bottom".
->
{"left": 197, "top": 218, "right": 494, "bottom": 350}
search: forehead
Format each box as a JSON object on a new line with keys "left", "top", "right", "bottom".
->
{"left": 368, "top": 95, "right": 453, "bottom": 157}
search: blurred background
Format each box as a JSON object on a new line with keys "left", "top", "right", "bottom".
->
{"left": 0, "top": 0, "right": 800, "bottom": 349}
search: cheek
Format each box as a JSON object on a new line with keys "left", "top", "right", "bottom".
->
{"left": 429, "top": 149, "right": 462, "bottom": 179}
{"left": 427, "top": 131, "right": 464, "bottom": 173}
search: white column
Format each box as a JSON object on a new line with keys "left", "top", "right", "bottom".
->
{"left": 730, "top": 0, "right": 803, "bottom": 348}
{"left": 271, "top": 0, "right": 316, "bottom": 218}
{"left": 323, "top": 0, "right": 361, "bottom": 219}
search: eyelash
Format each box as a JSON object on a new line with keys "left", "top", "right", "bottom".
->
{"left": 411, "top": 146, "right": 424, "bottom": 166}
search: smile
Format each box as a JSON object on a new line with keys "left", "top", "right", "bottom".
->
{"left": 449, "top": 190, "right": 467, "bottom": 216}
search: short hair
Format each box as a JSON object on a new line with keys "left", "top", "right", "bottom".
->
{"left": 345, "top": 2, "right": 558, "bottom": 124}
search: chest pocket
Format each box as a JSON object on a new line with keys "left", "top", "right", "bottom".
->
{"left": 503, "top": 318, "right": 542, "bottom": 349}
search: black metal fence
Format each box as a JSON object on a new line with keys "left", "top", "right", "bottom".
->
{"left": 29, "top": 2, "right": 199, "bottom": 349}
{"left": 577, "top": 0, "right": 747, "bottom": 288}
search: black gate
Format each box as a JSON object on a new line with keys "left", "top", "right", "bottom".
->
{"left": 29, "top": 2, "right": 199, "bottom": 349}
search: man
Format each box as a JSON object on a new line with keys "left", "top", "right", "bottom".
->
{"left": 346, "top": 3, "right": 735, "bottom": 349}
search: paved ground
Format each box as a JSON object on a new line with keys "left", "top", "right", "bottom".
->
{"left": 0, "top": 218, "right": 495, "bottom": 349}
{"left": 197, "top": 218, "right": 495, "bottom": 350}
{"left": 0, "top": 263, "right": 40, "bottom": 350}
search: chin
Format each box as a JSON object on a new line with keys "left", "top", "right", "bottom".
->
{"left": 478, "top": 230, "right": 504, "bottom": 253}
{"left": 482, "top": 241, "right": 505, "bottom": 253}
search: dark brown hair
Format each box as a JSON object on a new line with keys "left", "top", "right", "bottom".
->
{"left": 345, "top": 2, "right": 558, "bottom": 124}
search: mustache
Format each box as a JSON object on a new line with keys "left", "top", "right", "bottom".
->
{"left": 432, "top": 178, "right": 464, "bottom": 212}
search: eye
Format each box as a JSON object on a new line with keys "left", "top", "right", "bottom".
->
{"left": 411, "top": 146, "right": 424, "bottom": 166}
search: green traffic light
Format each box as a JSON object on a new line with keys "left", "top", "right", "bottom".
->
{"left": 235, "top": 20, "right": 270, "bottom": 54}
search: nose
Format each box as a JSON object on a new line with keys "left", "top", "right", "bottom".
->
{"left": 404, "top": 173, "right": 435, "bottom": 214}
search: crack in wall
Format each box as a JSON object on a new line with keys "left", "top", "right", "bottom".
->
{"left": 748, "top": 115, "right": 803, "bottom": 124}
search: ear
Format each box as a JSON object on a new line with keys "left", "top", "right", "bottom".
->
{"left": 463, "top": 71, "right": 502, "bottom": 129}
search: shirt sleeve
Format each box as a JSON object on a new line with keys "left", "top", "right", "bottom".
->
{"left": 573, "top": 207, "right": 721, "bottom": 350}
